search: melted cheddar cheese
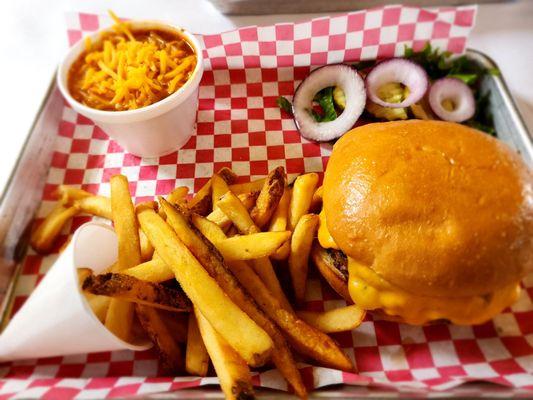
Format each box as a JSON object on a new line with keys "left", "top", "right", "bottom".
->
{"left": 348, "top": 259, "right": 520, "bottom": 325}
{"left": 318, "top": 209, "right": 340, "bottom": 250}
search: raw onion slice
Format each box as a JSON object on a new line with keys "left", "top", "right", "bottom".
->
{"left": 292, "top": 64, "right": 365, "bottom": 142}
{"left": 366, "top": 58, "right": 428, "bottom": 108}
{"left": 428, "top": 77, "right": 475, "bottom": 123}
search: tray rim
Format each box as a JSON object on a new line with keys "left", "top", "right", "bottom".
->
{"left": 466, "top": 49, "right": 533, "bottom": 151}
{"left": 0, "top": 49, "right": 531, "bottom": 396}
{"left": 0, "top": 75, "right": 60, "bottom": 328}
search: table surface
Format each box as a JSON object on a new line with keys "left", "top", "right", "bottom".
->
{"left": 1, "top": 0, "right": 532, "bottom": 196}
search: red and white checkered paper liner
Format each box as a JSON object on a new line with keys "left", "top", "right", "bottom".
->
{"left": 1, "top": 5, "right": 532, "bottom": 399}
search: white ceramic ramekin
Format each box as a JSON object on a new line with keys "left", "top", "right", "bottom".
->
{"left": 57, "top": 21, "right": 204, "bottom": 158}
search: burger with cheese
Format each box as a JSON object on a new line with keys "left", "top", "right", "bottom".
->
{"left": 317, "top": 120, "right": 533, "bottom": 325}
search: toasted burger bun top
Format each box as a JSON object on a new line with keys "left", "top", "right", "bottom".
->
{"left": 323, "top": 120, "right": 533, "bottom": 298}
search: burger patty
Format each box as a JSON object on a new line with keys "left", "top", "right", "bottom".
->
{"left": 311, "top": 242, "right": 351, "bottom": 303}
{"left": 325, "top": 248, "right": 348, "bottom": 281}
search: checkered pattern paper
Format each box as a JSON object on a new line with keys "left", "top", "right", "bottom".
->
{"left": 2, "top": 5, "right": 532, "bottom": 399}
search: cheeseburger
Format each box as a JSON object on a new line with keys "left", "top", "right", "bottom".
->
{"left": 319, "top": 120, "right": 533, "bottom": 325}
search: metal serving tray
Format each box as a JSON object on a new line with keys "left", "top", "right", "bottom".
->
{"left": 0, "top": 49, "right": 531, "bottom": 397}
{"left": 208, "top": 0, "right": 508, "bottom": 16}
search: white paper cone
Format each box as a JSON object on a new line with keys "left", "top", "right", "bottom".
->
{"left": 0, "top": 222, "right": 151, "bottom": 361}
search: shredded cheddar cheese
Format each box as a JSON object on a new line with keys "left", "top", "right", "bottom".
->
{"left": 68, "top": 11, "right": 197, "bottom": 111}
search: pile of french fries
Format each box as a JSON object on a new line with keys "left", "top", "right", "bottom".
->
{"left": 30, "top": 166, "right": 366, "bottom": 400}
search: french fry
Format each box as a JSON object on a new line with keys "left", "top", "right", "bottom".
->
{"left": 55, "top": 185, "right": 92, "bottom": 204}
{"left": 226, "top": 259, "right": 353, "bottom": 372}
{"left": 289, "top": 214, "right": 319, "bottom": 303}
{"left": 189, "top": 167, "right": 237, "bottom": 215}
{"left": 167, "top": 186, "right": 189, "bottom": 205}
{"left": 229, "top": 178, "right": 266, "bottom": 195}
{"left": 250, "top": 166, "right": 286, "bottom": 229}
{"left": 251, "top": 257, "right": 293, "bottom": 312}
{"left": 207, "top": 207, "right": 237, "bottom": 232}
{"left": 77, "top": 267, "right": 93, "bottom": 284}
{"left": 239, "top": 191, "right": 261, "bottom": 209}
{"left": 88, "top": 295, "right": 111, "bottom": 322}
{"left": 269, "top": 188, "right": 292, "bottom": 261}
{"left": 172, "top": 210, "right": 306, "bottom": 398}
{"left": 271, "top": 241, "right": 290, "bottom": 261}
{"left": 82, "top": 272, "right": 191, "bottom": 312}
{"left": 268, "top": 187, "right": 291, "bottom": 232}
{"left": 137, "top": 206, "right": 272, "bottom": 367}
{"left": 216, "top": 231, "right": 291, "bottom": 261}
{"left": 296, "top": 305, "right": 366, "bottom": 333}
{"left": 207, "top": 192, "right": 258, "bottom": 231}
{"left": 136, "top": 200, "right": 158, "bottom": 213}
{"left": 192, "top": 214, "right": 231, "bottom": 243}
{"left": 211, "top": 173, "right": 231, "bottom": 211}
{"left": 124, "top": 258, "right": 173, "bottom": 282}
{"left": 106, "top": 262, "right": 120, "bottom": 273}
{"left": 216, "top": 191, "right": 257, "bottom": 235}
{"left": 75, "top": 195, "right": 112, "bottom": 219}
{"left": 135, "top": 304, "right": 183, "bottom": 373}
{"left": 78, "top": 268, "right": 111, "bottom": 322}
{"left": 216, "top": 191, "right": 292, "bottom": 311}
{"left": 186, "top": 313, "right": 209, "bottom": 377}
{"left": 159, "top": 310, "right": 189, "bottom": 343}
{"left": 30, "top": 203, "right": 79, "bottom": 253}
{"left": 310, "top": 243, "right": 351, "bottom": 303}
{"left": 188, "top": 179, "right": 212, "bottom": 216}
{"left": 217, "top": 167, "right": 238, "bottom": 184}
{"left": 288, "top": 173, "right": 319, "bottom": 230}
{"left": 195, "top": 308, "right": 255, "bottom": 400}
{"left": 110, "top": 175, "right": 142, "bottom": 269}
{"left": 310, "top": 185, "right": 323, "bottom": 213}
{"left": 139, "top": 229, "right": 155, "bottom": 261}
{"left": 105, "top": 299, "right": 134, "bottom": 342}
{"left": 106, "top": 175, "right": 142, "bottom": 341}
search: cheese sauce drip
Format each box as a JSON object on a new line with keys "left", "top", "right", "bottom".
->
{"left": 348, "top": 259, "right": 520, "bottom": 325}
{"left": 318, "top": 209, "right": 340, "bottom": 250}
{"left": 68, "top": 12, "right": 196, "bottom": 111}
